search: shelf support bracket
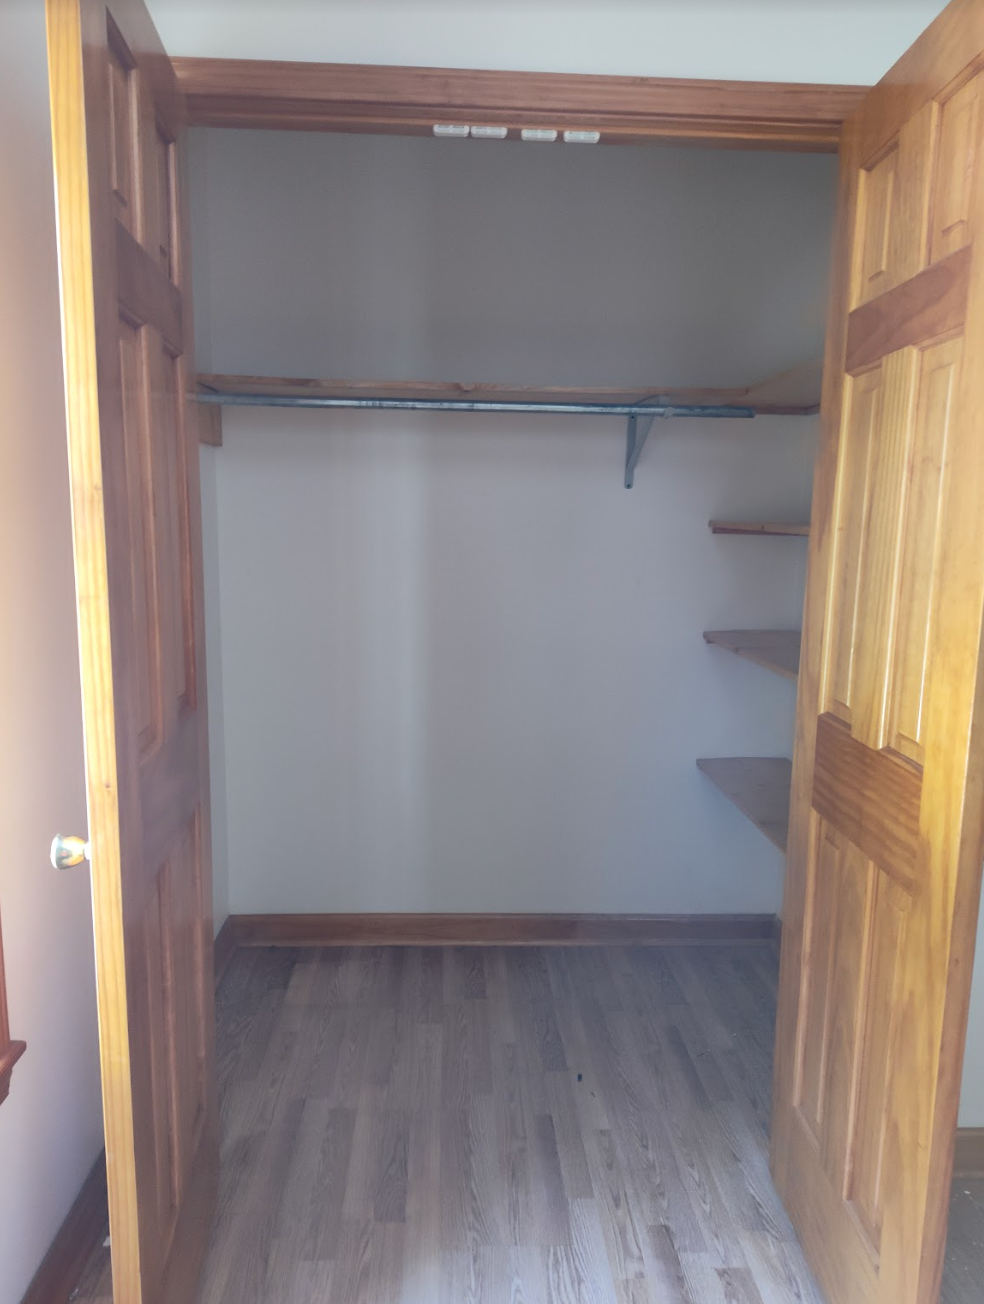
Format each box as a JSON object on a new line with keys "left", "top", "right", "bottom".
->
{"left": 624, "top": 407, "right": 661, "bottom": 489}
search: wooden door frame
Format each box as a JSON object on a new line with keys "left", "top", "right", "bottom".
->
{"left": 173, "top": 56, "right": 866, "bottom": 151}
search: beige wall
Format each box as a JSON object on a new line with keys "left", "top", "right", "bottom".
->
{"left": 0, "top": 3, "right": 104, "bottom": 1300}
{"left": 148, "top": 0, "right": 948, "bottom": 84}
{"left": 206, "top": 405, "right": 814, "bottom": 919}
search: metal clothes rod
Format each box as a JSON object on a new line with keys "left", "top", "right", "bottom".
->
{"left": 195, "top": 392, "right": 755, "bottom": 419}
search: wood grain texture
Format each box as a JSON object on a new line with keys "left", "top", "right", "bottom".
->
{"left": 173, "top": 58, "right": 865, "bottom": 150}
{"left": 812, "top": 713, "right": 922, "bottom": 889}
{"left": 771, "top": 6, "right": 984, "bottom": 1302}
{"left": 74, "top": 943, "right": 831, "bottom": 1303}
{"left": 742, "top": 357, "right": 824, "bottom": 412}
{"left": 45, "top": 3, "right": 142, "bottom": 1293}
{"left": 696, "top": 757, "right": 792, "bottom": 852}
{"left": 229, "top": 913, "right": 779, "bottom": 948}
{"left": 709, "top": 520, "right": 810, "bottom": 537}
{"left": 18, "top": 1156, "right": 108, "bottom": 1304}
{"left": 845, "top": 243, "right": 971, "bottom": 373}
{"left": 65, "top": 945, "right": 984, "bottom": 1304}
{"left": 0, "top": 901, "right": 26, "bottom": 1105}
{"left": 197, "top": 370, "right": 822, "bottom": 416}
{"left": 46, "top": 2, "right": 218, "bottom": 1301}
{"left": 703, "top": 629, "right": 802, "bottom": 680}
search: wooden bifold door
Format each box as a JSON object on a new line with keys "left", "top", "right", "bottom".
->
{"left": 44, "top": 1, "right": 984, "bottom": 1303}
{"left": 46, "top": 1, "right": 217, "bottom": 1302}
{"left": 771, "top": 4, "right": 984, "bottom": 1304}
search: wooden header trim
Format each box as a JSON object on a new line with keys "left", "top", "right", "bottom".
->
{"left": 228, "top": 912, "right": 780, "bottom": 947}
{"left": 174, "top": 57, "right": 865, "bottom": 152}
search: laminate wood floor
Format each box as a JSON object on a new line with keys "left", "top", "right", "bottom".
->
{"left": 71, "top": 944, "right": 983, "bottom": 1304}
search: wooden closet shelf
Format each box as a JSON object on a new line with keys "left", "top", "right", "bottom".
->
{"left": 703, "top": 629, "right": 802, "bottom": 680}
{"left": 696, "top": 756, "right": 792, "bottom": 853}
{"left": 196, "top": 368, "right": 821, "bottom": 416}
{"left": 709, "top": 520, "right": 810, "bottom": 536}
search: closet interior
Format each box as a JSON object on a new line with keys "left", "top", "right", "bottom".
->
{"left": 190, "top": 129, "right": 829, "bottom": 926}
{"left": 184, "top": 107, "right": 984, "bottom": 1186}
{"left": 178, "top": 116, "right": 984, "bottom": 1301}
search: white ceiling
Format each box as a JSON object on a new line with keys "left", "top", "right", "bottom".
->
{"left": 149, "top": 0, "right": 949, "bottom": 85}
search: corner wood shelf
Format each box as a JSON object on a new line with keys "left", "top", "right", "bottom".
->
{"left": 697, "top": 757, "right": 792, "bottom": 853}
{"left": 703, "top": 629, "right": 801, "bottom": 680}
{"left": 709, "top": 520, "right": 809, "bottom": 537}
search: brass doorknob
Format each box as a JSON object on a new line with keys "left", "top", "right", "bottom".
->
{"left": 50, "top": 835, "right": 91, "bottom": 870}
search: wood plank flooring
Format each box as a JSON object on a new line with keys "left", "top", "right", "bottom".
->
{"left": 70, "top": 945, "right": 983, "bottom": 1303}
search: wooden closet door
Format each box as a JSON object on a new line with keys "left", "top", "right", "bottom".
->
{"left": 46, "top": 2, "right": 217, "bottom": 1302}
{"left": 772, "top": 4, "right": 984, "bottom": 1303}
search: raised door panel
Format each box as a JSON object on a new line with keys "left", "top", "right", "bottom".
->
{"left": 886, "top": 336, "right": 961, "bottom": 764}
{"left": 107, "top": 18, "right": 137, "bottom": 234}
{"left": 851, "top": 105, "right": 936, "bottom": 309}
{"left": 930, "top": 71, "right": 984, "bottom": 262}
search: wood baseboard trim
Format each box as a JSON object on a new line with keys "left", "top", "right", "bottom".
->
{"left": 953, "top": 1127, "right": 984, "bottom": 1176}
{"left": 229, "top": 912, "right": 779, "bottom": 948}
{"left": 19, "top": 1155, "right": 107, "bottom": 1304}
{"left": 213, "top": 916, "right": 236, "bottom": 986}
